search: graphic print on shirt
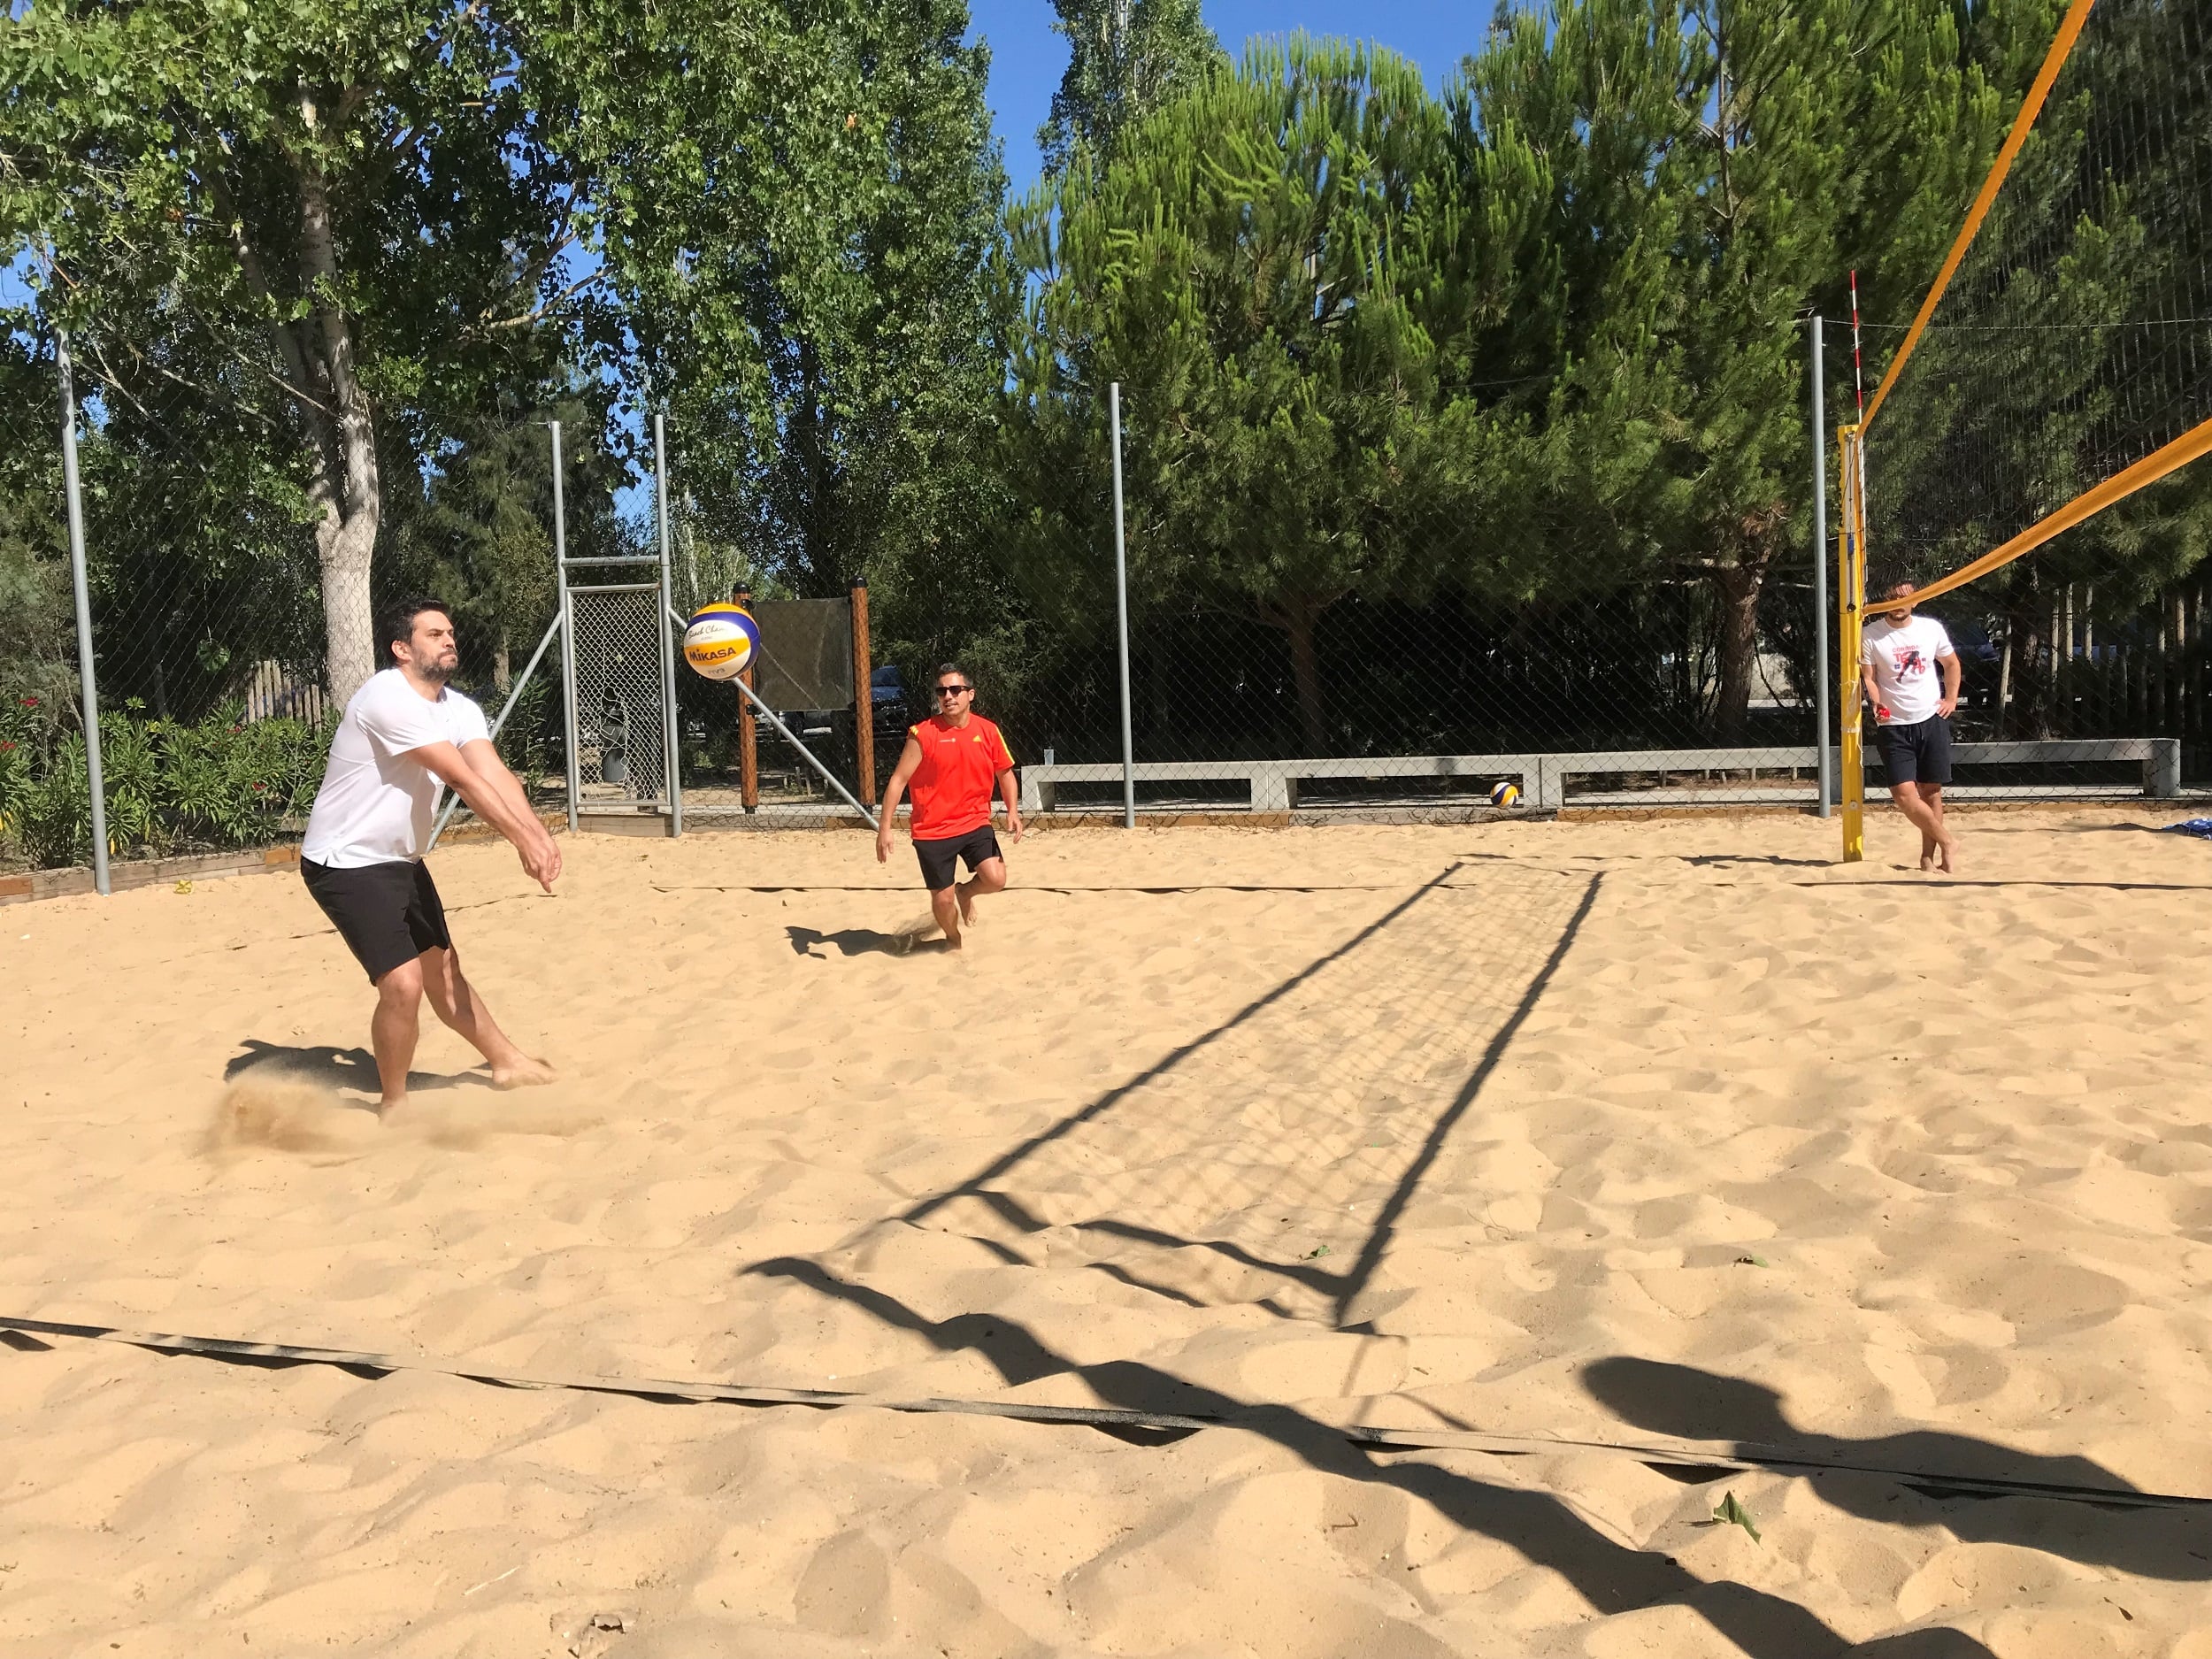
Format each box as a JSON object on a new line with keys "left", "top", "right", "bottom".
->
{"left": 1861, "top": 614, "right": 1956, "bottom": 726}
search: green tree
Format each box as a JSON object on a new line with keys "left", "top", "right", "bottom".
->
{"left": 0, "top": 344, "right": 74, "bottom": 725}
{"left": 1, "top": 0, "right": 603, "bottom": 699}
{"left": 558, "top": 0, "right": 1008, "bottom": 603}
{"left": 1010, "top": 38, "right": 1482, "bottom": 751}
{"left": 1463, "top": 0, "right": 2036, "bottom": 738}
{"left": 3, "top": 0, "right": 1003, "bottom": 705}
{"left": 1038, "top": 0, "right": 1224, "bottom": 175}
{"left": 378, "top": 403, "right": 592, "bottom": 694}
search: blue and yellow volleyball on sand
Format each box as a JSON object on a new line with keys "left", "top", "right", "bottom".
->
{"left": 1489, "top": 780, "right": 1522, "bottom": 809}
{"left": 683, "top": 602, "right": 761, "bottom": 680}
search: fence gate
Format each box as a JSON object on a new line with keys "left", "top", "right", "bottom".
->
{"left": 554, "top": 421, "right": 681, "bottom": 831}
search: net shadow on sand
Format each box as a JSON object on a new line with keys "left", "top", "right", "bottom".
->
{"left": 224, "top": 1038, "right": 492, "bottom": 1095}
{"left": 1579, "top": 1358, "right": 2212, "bottom": 1581}
{"left": 857, "top": 861, "right": 1603, "bottom": 1327}
{"left": 742, "top": 1260, "right": 1999, "bottom": 1659}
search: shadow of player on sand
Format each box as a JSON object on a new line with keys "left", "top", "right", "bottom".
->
{"left": 224, "top": 1038, "right": 489, "bottom": 1096}
{"left": 748, "top": 1257, "right": 1995, "bottom": 1659}
{"left": 1584, "top": 1358, "right": 2212, "bottom": 1580}
{"left": 785, "top": 924, "right": 940, "bottom": 958}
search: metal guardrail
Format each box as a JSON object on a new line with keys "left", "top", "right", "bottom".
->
{"left": 1018, "top": 738, "right": 2184, "bottom": 814}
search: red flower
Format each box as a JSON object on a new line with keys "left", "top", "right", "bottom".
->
{"left": 0, "top": 741, "right": 14, "bottom": 751}
{"left": 19, "top": 696, "right": 38, "bottom": 707}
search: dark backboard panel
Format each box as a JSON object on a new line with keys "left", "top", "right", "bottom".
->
{"left": 753, "top": 598, "right": 855, "bottom": 710}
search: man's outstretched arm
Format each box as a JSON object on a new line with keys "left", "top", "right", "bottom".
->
{"left": 876, "top": 735, "right": 925, "bottom": 864}
{"left": 409, "top": 740, "right": 561, "bottom": 889}
{"left": 461, "top": 739, "right": 541, "bottom": 828}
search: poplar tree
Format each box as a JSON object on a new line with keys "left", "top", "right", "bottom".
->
{"left": 1038, "top": 0, "right": 1223, "bottom": 175}
{"left": 2, "top": 0, "right": 1004, "bottom": 697}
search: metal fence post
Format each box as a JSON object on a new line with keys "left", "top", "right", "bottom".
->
{"left": 551, "top": 419, "right": 580, "bottom": 833}
{"left": 57, "top": 333, "right": 110, "bottom": 895}
{"left": 1811, "top": 315, "right": 1832, "bottom": 818}
{"left": 1110, "top": 382, "right": 1134, "bottom": 829}
{"left": 653, "top": 409, "right": 683, "bottom": 838}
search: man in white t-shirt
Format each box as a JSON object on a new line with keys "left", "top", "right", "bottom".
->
{"left": 1859, "top": 581, "right": 1963, "bottom": 872}
{"left": 300, "top": 598, "right": 563, "bottom": 1112}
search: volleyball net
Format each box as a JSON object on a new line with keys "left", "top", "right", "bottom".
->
{"left": 1842, "top": 0, "right": 2212, "bottom": 852}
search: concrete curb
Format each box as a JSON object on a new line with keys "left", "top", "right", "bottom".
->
{"left": 1, "top": 811, "right": 566, "bottom": 907}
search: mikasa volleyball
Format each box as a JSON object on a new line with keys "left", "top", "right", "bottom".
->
{"left": 1490, "top": 780, "right": 1522, "bottom": 809}
{"left": 683, "top": 602, "right": 761, "bottom": 680}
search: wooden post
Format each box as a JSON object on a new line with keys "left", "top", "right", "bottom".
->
{"left": 734, "top": 585, "right": 759, "bottom": 812}
{"left": 851, "top": 576, "right": 875, "bottom": 803}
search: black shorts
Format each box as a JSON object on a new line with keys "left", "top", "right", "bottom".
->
{"left": 913, "top": 826, "right": 1002, "bottom": 892}
{"left": 1877, "top": 714, "right": 1953, "bottom": 787}
{"left": 301, "top": 857, "right": 454, "bottom": 981}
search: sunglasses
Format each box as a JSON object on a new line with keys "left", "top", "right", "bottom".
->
{"left": 935, "top": 684, "right": 973, "bottom": 697}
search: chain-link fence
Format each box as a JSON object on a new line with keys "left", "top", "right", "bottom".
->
{"left": 0, "top": 335, "right": 79, "bottom": 868}
{"left": 978, "top": 579, "right": 1834, "bottom": 816}
{"left": 0, "top": 316, "right": 576, "bottom": 879}
{"left": 1, "top": 330, "right": 342, "bottom": 874}
{"left": 864, "top": 359, "right": 2204, "bottom": 821}
{"left": 6, "top": 327, "right": 2205, "bottom": 882}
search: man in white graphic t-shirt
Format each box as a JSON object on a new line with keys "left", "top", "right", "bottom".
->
{"left": 299, "top": 598, "right": 562, "bottom": 1113}
{"left": 1860, "top": 580, "right": 1963, "bottom": 872}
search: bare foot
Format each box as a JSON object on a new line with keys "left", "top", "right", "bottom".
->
{"left": 941, "top": 930, "right": 963, "bottom": 951}
{"left": 377, "top": 1094, "right": 408, "bottom": 1118}
{"left": 1919, "top": 850, "right": 1936, "bottom": 872}
{"left": 955, "top": 882, "right": 979, "bottom": 927}
{"left": 1936, "top": 839, "right": 1959, "bottom": 874}
{"left": 491, "top": 1055, "right": 557, "bottom": 1090}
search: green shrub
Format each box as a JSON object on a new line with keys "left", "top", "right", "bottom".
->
{"left": 0, "top": 697, "right": 333, "bottom": 869}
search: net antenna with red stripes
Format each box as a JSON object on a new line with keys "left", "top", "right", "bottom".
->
{"left": 1850, "top": 270, "right": 1865, "bottom": 425}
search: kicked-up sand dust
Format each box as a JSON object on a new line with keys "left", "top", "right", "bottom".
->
{"left": 207, "top": 1071, "right": 602, "bottom": 1157}
{"left": 2, "top": 808, "right": 2210, "bottom": 1656}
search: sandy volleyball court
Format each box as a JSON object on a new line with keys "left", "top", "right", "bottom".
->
{"left": 2, "top": 810, "right": 2209, "bottom": 1656}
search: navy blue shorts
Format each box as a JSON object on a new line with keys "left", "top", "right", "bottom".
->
{"left": 1878, "top": 715, "right": 1953, "bottom": 787}
{"left": 913, "top": 826, "right": 1002, "bottom": 892}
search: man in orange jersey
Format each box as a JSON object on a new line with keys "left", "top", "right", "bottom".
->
{"left": 875, "top": 662, "right": 1022, "bottom": 949}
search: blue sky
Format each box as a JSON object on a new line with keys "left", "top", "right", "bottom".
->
{"left": 968, "top": 0, "right": 1482, "bottom": 197}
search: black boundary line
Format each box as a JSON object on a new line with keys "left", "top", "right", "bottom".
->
{"left": 654, "top": 882, "right": 1491, "bottom": 895}
{"left": 1793, "top": 879, "right": 2212, "bottom": 891}
{"left": 3, "top": 1315, "right": 2200, "bottom": 1510}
